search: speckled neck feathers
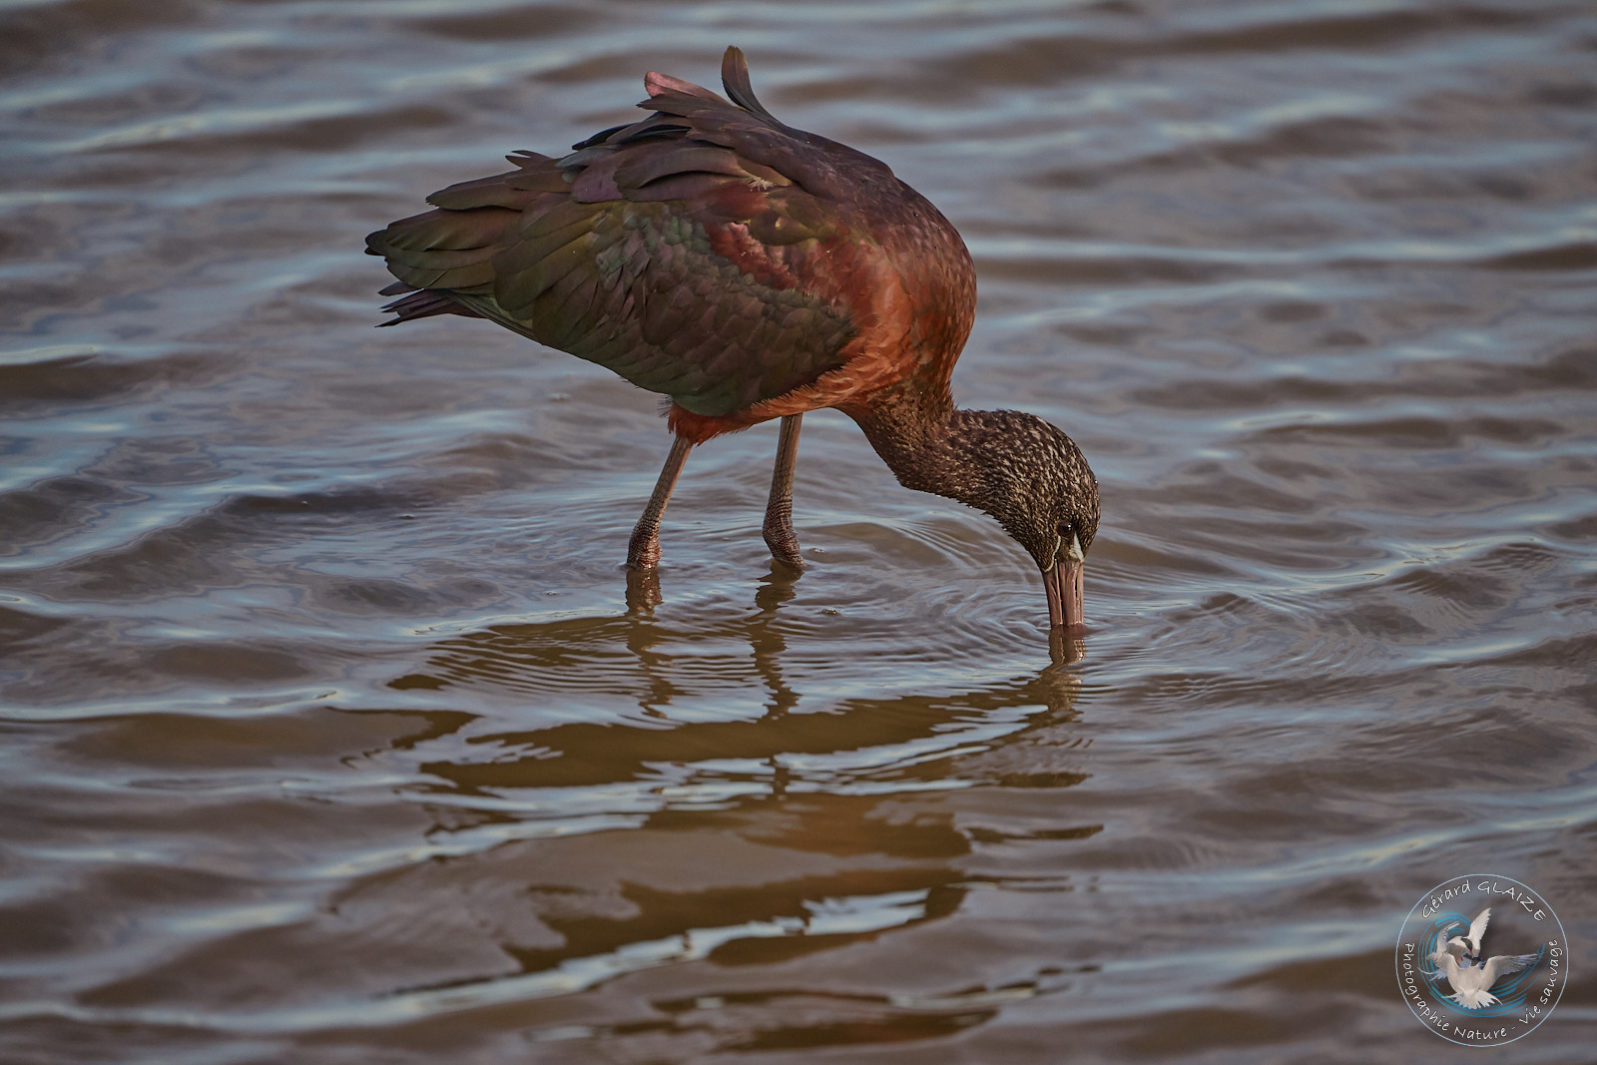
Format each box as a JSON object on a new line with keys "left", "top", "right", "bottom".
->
{"left": 856, "top": 398, "right": 1100, "bottom": 572}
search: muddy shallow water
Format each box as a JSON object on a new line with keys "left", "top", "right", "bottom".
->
{"left": 3, "top": 1, "right": 1595, "bottom": 1062}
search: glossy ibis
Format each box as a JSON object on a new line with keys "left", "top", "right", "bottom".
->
{"left": 366, "top": 47, "right": 1099, "bottom": 630}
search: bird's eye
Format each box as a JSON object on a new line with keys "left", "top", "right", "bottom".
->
{"left": 1056, "top": 521, "right": 1085, "bottom": 563}
{"left": 1050, "top": 523, "right": 1069, "bottom": 561}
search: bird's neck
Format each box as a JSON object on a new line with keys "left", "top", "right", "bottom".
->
{"left": 851, "top": 389, "right": 993, "bottom": 513}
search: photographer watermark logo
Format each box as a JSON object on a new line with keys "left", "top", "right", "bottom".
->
{"left": 1395, "top": 874, "right": 1566, "bottom": 1046}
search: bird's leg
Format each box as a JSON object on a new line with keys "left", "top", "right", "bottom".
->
{"left": 762, "top": 414, "right": 804, "bottom": 569}
{"left": 628, "top": 435, "right": 692, "bottom": 570}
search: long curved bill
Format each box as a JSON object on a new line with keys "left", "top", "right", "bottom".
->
{"left": 1043, "top": 534, "right": 1086, "bottom": 632}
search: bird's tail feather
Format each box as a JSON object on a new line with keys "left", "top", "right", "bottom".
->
{"left": 1450, "top": 989, "right": 1500, "bottom": 1009}
{"left": 376, "top": 286, "right": 482, "bottom": 326}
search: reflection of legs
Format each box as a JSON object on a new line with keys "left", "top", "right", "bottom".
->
{"left": 763, "top": 414, "right": 804, "bottom": 568}
{"left": 628, "top": 435, "right": 692, "bottom": 570}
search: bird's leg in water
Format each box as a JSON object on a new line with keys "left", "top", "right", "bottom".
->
{"left": 628, "top": 435, "right": 692, "bottom": 569}
{"left": 763, "top": 414, "right": 804, "bottom": 569}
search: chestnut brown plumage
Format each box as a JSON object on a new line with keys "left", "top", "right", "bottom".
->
{"left": 365, "top": 47, "right": 1099, "bottom": 630}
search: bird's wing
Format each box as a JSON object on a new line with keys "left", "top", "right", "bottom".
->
{"left": 1482, "top": 952, "right": 1541, "bottom": 984}
{"left": 1428, "top": 951, "right": 1460, "bottom": 986}
{"left": 366, "top": 47, "right": 884, "bottom": 418}
{"left": 1467, "top": 907, "right": 1492, "bottom": 952}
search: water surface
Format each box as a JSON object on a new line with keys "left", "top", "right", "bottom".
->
{"left": 2, "top": 0, "right": 1595, "bottom": 1062}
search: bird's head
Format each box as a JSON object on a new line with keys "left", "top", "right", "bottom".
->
{"left": 860, "top": 404, "right": 1100, "bottom": 633}
{"left": 945, "top": 410, "right": 1101, "bottom": 632}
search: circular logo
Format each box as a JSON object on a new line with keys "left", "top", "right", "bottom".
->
{"left": 1394, "top": 873, "right": 1567, "bottom": 1046}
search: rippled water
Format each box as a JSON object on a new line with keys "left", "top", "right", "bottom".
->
{"left": 3, "top": 1, "right": 1595, "bottom": 1061}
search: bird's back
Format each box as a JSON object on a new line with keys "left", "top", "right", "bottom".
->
{"left": 366, "top": 48, "right": 976, "bottom": 439}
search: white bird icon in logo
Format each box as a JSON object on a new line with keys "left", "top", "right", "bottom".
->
{"left": 1427, "top": 907, "right": 1541, "bottom": 1009}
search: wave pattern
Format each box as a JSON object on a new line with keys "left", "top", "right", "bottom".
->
{"left": 1, "top": 0, "right": 1594, "bottom": 1062}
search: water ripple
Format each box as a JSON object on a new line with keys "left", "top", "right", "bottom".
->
{"left": 4, "top": 0, "right": 1596, "bottom": 1061}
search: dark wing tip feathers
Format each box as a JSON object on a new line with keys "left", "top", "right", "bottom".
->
{"left": 637, "top": 46, "right": 775, "bottom": 122}
{"left": 720, "top": 46, "right": 778, "bottom": 123}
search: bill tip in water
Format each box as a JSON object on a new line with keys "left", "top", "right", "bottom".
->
{"left": 1043, "top": 554, "right": 1086, "bottom": 635}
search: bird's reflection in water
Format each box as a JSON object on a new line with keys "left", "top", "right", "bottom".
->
{"left": 415, "top": 563, "right": 1083, "bottom": 733}
{"left": 1049, "top": 628, "right": 1086, "bottom": 669}
{"left": 622, "top": 558, "right": 846, "bottom": 722}
{"left": 365, "top": 577, "right": 1098, "bottom": 1025}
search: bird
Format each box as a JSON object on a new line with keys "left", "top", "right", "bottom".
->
{"left": 1446, "top": 907, "right": 1493, "bottom": 967}
{"left": 1428, "top": 909, "right": 1541, "bottom": 1009}
{"left": 365, "top": 47, "right": 1100, "bottom": 630}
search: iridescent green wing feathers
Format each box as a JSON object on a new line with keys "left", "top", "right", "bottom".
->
{"left": 366, "top": 47, "right": 880, "bottom": 417}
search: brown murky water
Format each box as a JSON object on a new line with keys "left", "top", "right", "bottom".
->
{"left": 3, "top": 1, "right": 1595, "bottom": 1062}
